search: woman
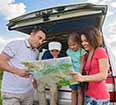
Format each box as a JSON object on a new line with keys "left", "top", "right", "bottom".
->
{"left": 71, "top": 26, "right": 110, "bottom": 105}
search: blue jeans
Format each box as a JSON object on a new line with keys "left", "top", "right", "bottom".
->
{"left": 84, "top": 96, "right": 110, "bottom": 105}
{"left": 70, "top": 84, "right": 80, "bottom": 90}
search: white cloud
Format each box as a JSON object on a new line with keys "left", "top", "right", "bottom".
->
{"left": 106, "top": 11, "right": 113, "bottom": 17}
{"left": 98, "top": 0, "right": 111, "bottom": 4}
{"left": 87, "top": 0, "right": 115, "bottom": 17}
{"left": 103, "top": 22, "right": 116, "bottom": 44}
{"left": 0, "top": 0, "right": 15, "bottom": 5}
{"left": 0, "top": 37, "right": 10, "bottom": 52}
{"left": 87, "top": 0, "right": 112, "bottom": 4}
{"left": 103, "top": 22, "right": 116, "bottom": 62}
{"left": 104, "top": 22, "right": 116, "bottom": 35}
{"left": 0, "top": 37, "right": 25, "bottom": 52}
{"left": 87, "top": 0, "right": 101, "bottom": 4}
{"left": 110, "top": 1, "right": 116, "bottom": 8}
{"left": 0, "top": 0, "right": 26, "bottom": 20}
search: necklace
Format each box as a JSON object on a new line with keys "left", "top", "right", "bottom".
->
{"left": 87, "top": 49, "right": 94, "bottom": 60}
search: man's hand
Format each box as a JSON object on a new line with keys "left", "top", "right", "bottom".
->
{"left": 16, "top": 69, "right": 30, "bottom": 78}
{"left": 32, "top": 78, "right": 37, "bottom": 89}
{"left": 0, "top": 53, "right": 30, "bottom": 78}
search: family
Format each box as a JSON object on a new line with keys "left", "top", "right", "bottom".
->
{"left": 0, "top": 26, "right": 110, "bottom": 105}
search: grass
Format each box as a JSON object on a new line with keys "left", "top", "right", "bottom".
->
{"left": 0, "top": 70, "right": 3, "bottom": 105}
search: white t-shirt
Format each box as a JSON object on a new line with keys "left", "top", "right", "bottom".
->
{"left": 1, "top": 39, "right": 39, "bottom": 93}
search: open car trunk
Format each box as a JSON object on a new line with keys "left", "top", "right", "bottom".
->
{"left": 8, "top": 3, "right": 107, "bottom": 39}
{"left": 7, "top": 3, "right": 107, "bottom": 51}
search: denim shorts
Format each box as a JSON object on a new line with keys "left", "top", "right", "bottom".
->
{"left": 84, "top": 95, "right": 110, "bottom": 105}
{"left": 70, "top": 84, "right": 80, "bottom": 90}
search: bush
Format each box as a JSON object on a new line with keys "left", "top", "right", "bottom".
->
{"left": 0, "top": 70, "right": 3, "bottom": 105}
{"left": 0, "top": 71, "right": 3, "bottom": 79}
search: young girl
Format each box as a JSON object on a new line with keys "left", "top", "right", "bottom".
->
{"left": 66, "top": 32, "right": 86, "bottom": 105}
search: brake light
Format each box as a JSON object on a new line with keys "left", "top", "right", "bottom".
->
{"left": 109, "top": 92, "right": 116, "bottom": 102}
{"left": 106, "top": 77, "right": 116, "bottom": 102}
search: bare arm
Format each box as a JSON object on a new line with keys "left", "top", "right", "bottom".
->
{"left": 0, "top": 53, "right": 30, "bottom": 78}
{"left": 71, "top": 58, "right": 109, "bottom": 82}
{"left": 84, "top": 58, "right": 109, "bottom": 81}
{"left": 80, "top": 55, "right": 85, "bottom": 73}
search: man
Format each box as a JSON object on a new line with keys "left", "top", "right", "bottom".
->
{"left": 0, "top": 27, "right": 46, "bottom": 105}
{"left": 38, "top": 41, "right": 66, "bottom": 105}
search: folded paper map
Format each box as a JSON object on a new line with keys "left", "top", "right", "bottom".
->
{"left": 22, "top": 57, "right": 78, "bottom": 86}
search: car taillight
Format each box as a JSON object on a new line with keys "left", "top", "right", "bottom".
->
{"left": 106, "top": 77, "right": 116, "bottom": 102}
{"left": 109, "top": 92, "right": 116, "bottom": 102}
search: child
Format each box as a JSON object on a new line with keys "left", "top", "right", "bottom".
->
{"left": 38, "top": 41, "right": 66, "bottom": 105}
{"left": 66, "top": 32, "right": 86, "bottom": 105}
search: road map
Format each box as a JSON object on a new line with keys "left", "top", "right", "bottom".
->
{"left": 22, "top": 57, "right": 78, "bottom": 86}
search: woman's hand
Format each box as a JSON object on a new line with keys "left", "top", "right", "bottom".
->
{"left": 70, "top": 71, "right": 84, "bottom": 82}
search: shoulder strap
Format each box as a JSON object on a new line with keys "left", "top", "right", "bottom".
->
{"left": 87, "top": 49, "right": 95, "bottom": 75}
{"left": 83, "top": 49, "right": 95, "bottom": 75}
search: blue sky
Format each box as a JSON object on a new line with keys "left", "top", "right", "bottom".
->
{"left": 0, "top": 0, "right": 116, "bottom": 52}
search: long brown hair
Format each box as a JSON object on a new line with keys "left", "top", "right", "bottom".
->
{"left": 81, "top": 26, "right": 103, "bottom": 48}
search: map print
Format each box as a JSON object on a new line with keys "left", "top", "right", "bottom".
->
{"left": 22, "top": 57, "right": 78, "bottom": 86}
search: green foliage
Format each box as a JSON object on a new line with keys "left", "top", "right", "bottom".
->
{"left": 42, "top": 63, "right": 72, "bottom": 75}
{"left": 22, "top": 62, "right": 37, "bottom": 70}
{"left": 0, "top": 70, "right": 3, "bottom": 80}
{"left": 59, "top": 63, "right": 72, "bottom": 70}
{"left": 56, "top": 78, "right": 70, "bottom": 86}
{"left": 0, "top": 69, "right": 3, "bottom": 105}
{"left": 42, "top": 64, "right": 57, "bottom": 75}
